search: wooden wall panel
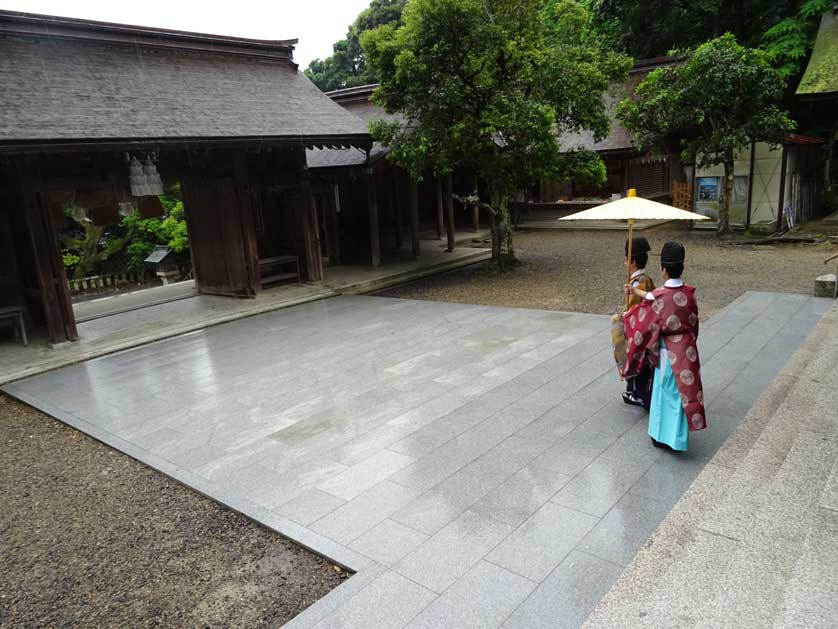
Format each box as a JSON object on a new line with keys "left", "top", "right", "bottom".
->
{"left": 182, "top": 176, "right": 256, "bottom": 297}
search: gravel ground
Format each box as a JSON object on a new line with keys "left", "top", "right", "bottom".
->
{"left": 0, "top": 395, "right": 345, "bottom": 629}
{"left": 380, "top": 224, "right": 836, "bottom": 319}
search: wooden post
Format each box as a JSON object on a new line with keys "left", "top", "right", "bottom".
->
{"left": 329, "top": 183, "right": 341, "bottom": 265}
{"left": 392, "top": 169, "right": 403, "bottom": 251}
{"left": 300, "top": 175, "right": 324, "bottom": 281}
{"left": 471, "top": 177, "right": 480, "bottom": 232}
{"left": 367, "top": 169, "right": 381, "bottom": 267}
{"left": 233, "top": 150, "right": 259, "bottom": 295}
{"left": 777, "top": 144, "right": 789, "bottom": 231}
{"left": 408, "top": 176, "right": 420, "bottom": 258}
{"left": 444, "top": 174, "right": 455, "bottom": 252}
{"left": 745, "top": 141, "right": 756, "bottom": 230}
{"left": 17, "top": 162, "right": 77, "bottom": 343}
{"left": 435, "top": 177, "right": 445, "bottom": 240}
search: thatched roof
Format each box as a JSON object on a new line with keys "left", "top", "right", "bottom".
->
{"left": 557, "top": 57, "right": 681, "bottom": 154}
{"left": 0, "top": 11, "right": 370, "bottom": 151}
{"left": 797, "top": 9, "right": 838, "bottom": 98}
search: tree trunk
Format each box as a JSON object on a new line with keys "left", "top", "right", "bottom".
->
{"left": 486, "top": 189, "right": 516, "bottom": 270}
{"left": 719, "top": 158, "right": 734, "bottom": 234}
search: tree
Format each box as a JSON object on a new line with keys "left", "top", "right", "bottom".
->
{"left": 120, "top": 195, "right": 189, "bottom": 272}
{"left": 362, "top": 0, "right": 630, "bottom": 267}
{"left": 618, "top": 34, "right": 795, "bottom": 233}
{"left": 305, "top": 0, "right": 407, "bottom": 92}
{"left": 61, "top": 208, "right": 128, "bottom": 280}
{"left": 761, "top": 0, "right": 832, "bottom": 79}
{"left": 588, "top": 0, "right": 798, "bottom": 60}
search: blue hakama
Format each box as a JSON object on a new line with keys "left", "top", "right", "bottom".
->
{"left": 648, "top": 339, "right": 689, "bottom": 451}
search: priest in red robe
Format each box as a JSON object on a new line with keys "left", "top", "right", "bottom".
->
{"left": 623, "top": 241, "right": 706, "bottom": 451}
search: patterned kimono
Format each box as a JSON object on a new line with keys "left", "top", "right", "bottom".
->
{"left": 622, "top": 283, "right": 706, "bottom": 448}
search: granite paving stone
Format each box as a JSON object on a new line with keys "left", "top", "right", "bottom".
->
{"left": 502, "top": 551, "right": 623, "bottom": 629}
{"left": 348, "top": 519, "right": 430, "bottom": 567}
{"left": 2, "top": 293, "right": 826, "bottom": 629}
{"left": 310, "top": 480, "right": 422, "bottom": 545}
{"left": 406, "top": 561, "right": 537, "bottom": 629}
{"left": 312, "top": 570, "right": 437, "bottom": 629}
{"left": 578, "top": 493, "right": 672, "bottom": 566}
{"left": 394, "top": 510, "right": 514, "bottom": 594}
{"left": 486, "top": 503, "right": 599, "bottom": 582}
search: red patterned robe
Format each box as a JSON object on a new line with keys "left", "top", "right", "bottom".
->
{"left": 622, "top": 284, "right": 707, "bottom": 431}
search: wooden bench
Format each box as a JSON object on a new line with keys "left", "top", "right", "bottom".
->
{"left": 0, "top": 305, "right": 28, "bottom": 346}
{"left": 257, "top": 255, "right": 301, "bottom": 288}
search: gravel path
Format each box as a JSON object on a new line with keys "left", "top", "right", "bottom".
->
{"left": 0, "top": 395, "right": 344, "bottom": 628}
{"left": 380, "top": 224, "right": 835, "bottom": 319}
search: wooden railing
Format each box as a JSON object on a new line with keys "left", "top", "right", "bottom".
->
{"left": 67, "top": 271, "right": 154, "bottom": 294}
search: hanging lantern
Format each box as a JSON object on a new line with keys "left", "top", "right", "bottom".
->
{"left": 129, "top": 156, "right": 149, "bottom": 196}
{"left": 143, "top": 158, "right": 164, "bottom": 196}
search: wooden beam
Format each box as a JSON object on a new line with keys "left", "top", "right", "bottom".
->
{"left": 408, "top": 175, "right": 420, "bottom": 258}
{"left": 367, "top": 169, "right": 381, "bottom": 267}
{"left": 435, "top": 177, "right": 444, "bottom": 240}
{"left": 444, "top": 174, "right": 455, "bottom": 252}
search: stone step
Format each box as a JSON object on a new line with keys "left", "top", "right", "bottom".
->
{"left": 705, "top": 426, "right": 838, "bottom": 627}
{"left": 772, "top": 505, "right": 838, "bottom": 628}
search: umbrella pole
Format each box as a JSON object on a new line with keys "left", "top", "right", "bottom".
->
{"left": 625, "top": 218, "right": 635, "bottom": 312}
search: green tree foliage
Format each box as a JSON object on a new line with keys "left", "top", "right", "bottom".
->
{"left": 362, "top": 0, "right": 630, "bottom": 266}
{"left": 120, "top": 195, "right": 189, "bottom": 272}
{"left": 762, "top": 0, "right": 832, "bottom": 79}
{"left": 588, "top": 0, "right": 798, "bottom": 59}
{"left": 618, "top": 34, "right": 794, "bottom": 233}
{"left": 305, "top": 0, "right": 407, "bottom": 92}
{"left": 61, "top": 208, "right": 129, "bottom": 280}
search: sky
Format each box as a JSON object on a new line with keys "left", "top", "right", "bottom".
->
{"left": 0, "top": 0, "right": 371, "bottom": 68}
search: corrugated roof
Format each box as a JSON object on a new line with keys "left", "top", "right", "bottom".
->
{"left": 797, "top": 10, "right": 838, "bottom": 98}
{"left": 0, "top": 11, "right": 370, "bottom": 149}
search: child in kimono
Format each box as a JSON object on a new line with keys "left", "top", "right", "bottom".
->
{"left": 621, "top": 237, "right": 655, "bottom": 409}
{"left": 623, "top": 241, "right": 706, "bottom": 451}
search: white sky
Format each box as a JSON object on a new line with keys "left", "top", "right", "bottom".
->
{"left": 0, "top": 0, "right": 371, "bottom": 68}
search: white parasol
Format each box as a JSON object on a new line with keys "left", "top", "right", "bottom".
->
{"left": 559, "top": 188, "right": 709, "bottom": 308}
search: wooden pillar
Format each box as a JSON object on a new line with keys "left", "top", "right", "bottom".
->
{"left": 745, "top": 141, "right": 755, "bottom": 230}
{"left": 367, "top": 169, "right": 381, "bottom": 267}
{"left": 444, "top": 174, "right": 455, "bottom": 252}
{"left": 233, "top": 150, "right": 259, "bottom": 295}
{"left": 408, "top": 176, "right": 420, "bottom": 258}
{"left": 471, "top": 177, "right": 480, "bottom": 232}
{"left": 777, "top": 144, "right": 789, "bottom": 231}
{"left": 328, "top": 182, "right": 341, "bottom": 265}
{"left": 17, "top": 162, "right": 77, "bottom": 343}
{"left": 300, "top": 175, "right": 324, "bottom": 281}
{"left": 392, "top": 169, "right": 403, "bottom": 250}
{"left": 435, "top": 177, "right": 445, "bottom": 240}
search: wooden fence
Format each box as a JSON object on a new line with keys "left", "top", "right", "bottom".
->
{"left": 67, "top": 271, "right": 154, "bottom": 294}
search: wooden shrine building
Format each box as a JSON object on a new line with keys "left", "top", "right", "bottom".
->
{"left": 0, "top": 11, "right": 371, "bottom": 345}
{"left": 306, "top": 84, "right": 479, "bottom": 264}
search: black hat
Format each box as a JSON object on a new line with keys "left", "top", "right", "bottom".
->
{"left": 625, "top": 236, "right": 651, "bottom": 257}
{"left": 660, "top": 241, "right": 686, "bottom": 264}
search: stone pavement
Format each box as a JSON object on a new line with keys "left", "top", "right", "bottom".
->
{"left": 2, "top": 292, "right": 830, "bottom": 628}
{"left": 0, "top": 243, "right": 489, "bottom": 385}
{"left": 585, "top": 299, "right": 838, "bottom": 629}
